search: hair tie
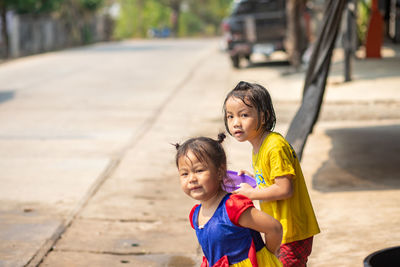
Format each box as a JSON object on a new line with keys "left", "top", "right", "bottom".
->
{"left": 217, "top": 133, "right": 226, "bottom": 143}
{"left": 172, "top": 143, "right": 180, "bottom": 150}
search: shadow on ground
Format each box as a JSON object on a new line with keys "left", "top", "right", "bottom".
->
{"left": 329, "top": 42, "right": 400, "bottom": 82}
{"left": 244, "top": 59, "right": 297, "bottom": 77}
{"left": 0, "top": 91, "right": 15, "bottom": 105}
{"left": 313, "top": 124, "right": 400, "bottom": 192}
{"left": 330, "top": 56, "right": 400, "bottom": 81}
{"left": 246, "top": 60, "right": 290, "bottom": 69}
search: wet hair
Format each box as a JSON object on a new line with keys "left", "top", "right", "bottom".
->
{"left": 223, "top": 81, "right": 276, "bottom": 135}
{"left": 174, "top": 133, "right": 227, "bottom": 180}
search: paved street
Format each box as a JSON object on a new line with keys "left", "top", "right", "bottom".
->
{"left": 0, "top": 39, "right": 221, "bottom": 266}
{"left": 0, "top": 38, "right": 399, "bottom": 267}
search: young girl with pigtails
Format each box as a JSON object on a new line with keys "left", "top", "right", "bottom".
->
{"left": 175, "top": 133, "right": 282, "bottom": 267}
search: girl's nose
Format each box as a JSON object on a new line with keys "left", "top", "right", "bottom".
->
{"left": 233, "top": 117, "right": 240, "bottom": 127}
{"left": 188, "top": 173, "right": 197, "bottom": 183}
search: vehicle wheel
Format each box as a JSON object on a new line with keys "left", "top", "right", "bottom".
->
{"left": 231, "top": 55, "right": 240, "bottom": 68}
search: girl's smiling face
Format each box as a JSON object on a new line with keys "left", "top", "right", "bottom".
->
{"left": 225, "top": 96, "right": 264, "bottom": 144}
{"left": 178, "top": 150, "right": 221, "bottom": 202}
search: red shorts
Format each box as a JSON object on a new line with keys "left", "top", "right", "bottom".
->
{"left": 278, "top": 236, "right": 314, "bottom": 267}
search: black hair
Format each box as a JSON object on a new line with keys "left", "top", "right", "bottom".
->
{"left": 174, "top": 133, "right": 227, "bottom": 180}
{"left": 223, "top": 81, "right": 276, "bottom": 135}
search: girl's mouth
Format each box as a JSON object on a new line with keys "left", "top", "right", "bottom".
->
{"left": 234, "top": 130, "right": 243, "bottom": 136}
{"left": 190, "top": 186, "right": 202, "bottom": 191}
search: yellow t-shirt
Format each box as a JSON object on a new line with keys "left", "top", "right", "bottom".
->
{"left": 252, "top": 132, "right": 320, "bottom": 244}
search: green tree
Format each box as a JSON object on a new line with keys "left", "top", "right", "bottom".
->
{"left": 111, "top": 0, "right": 233, "bottom": 39}
{"left": 357, "top": 0, "right": 371, "bottom": 45}
{"left": 58, "top": 0, "right": 105, "bottom": 44}
{"left": 5, "top": 0, "right": 63, "bottom": 14}
{"left": 160, "top": 0, "right": 182, "bottom": 36}
{"left": 185, "top": 0, "right": 232, "bottom": 35}
{"left": 114, "top": 0, "right": 171, "bottom": 39}
{"left": 79, "top": 0, "right": 104, "bottom": 11}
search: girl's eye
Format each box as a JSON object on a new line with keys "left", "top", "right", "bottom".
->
{"left": 241, "top": 113, "right": 248, "bottom": 117}
{"left": 195, "top": 169, "right": 204, "bottom": 173}
{"left": 226, "top": 115, "right": 233, "bottom": 119}
{"left": 180, "top": 172, "right": 188, "bottom": 177}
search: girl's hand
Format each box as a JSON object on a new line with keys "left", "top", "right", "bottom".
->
{"left": 238, "top": 207, "right": 283, "bottom": 255}
{"left": 237, "top": 169, "right": 254, "bottom": 177}
{"left": 232, "top": 183, "right": 255, "bottom": 199}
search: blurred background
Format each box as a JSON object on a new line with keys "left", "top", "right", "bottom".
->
{"left": 1, "top": 0, "right": 399, "bottom": 63}
{"left": 0, "top": 0, "right": 233, "bottom": 59}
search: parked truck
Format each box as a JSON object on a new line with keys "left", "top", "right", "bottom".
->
{"left": 221, "top": 0, "right": 287, "bottom": 68}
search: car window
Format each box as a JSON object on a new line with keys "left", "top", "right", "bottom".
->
{"left": 255, "top": 0, "right": 284, "bottom": 12}
{"left": 231, "top": 0, "right": 254, "bottom": 15}
{"left": 231, "top": 0, "right": 285, "bottom": 15}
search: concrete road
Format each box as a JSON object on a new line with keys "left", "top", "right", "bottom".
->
{"left": 0, "top": 38, "right": 223, "bottom": 266}
{"left": 1, "top": 38, "right": 400, "bottom": 267}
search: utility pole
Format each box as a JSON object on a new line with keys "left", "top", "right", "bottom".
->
{"left": 285, "top": 0, "right": 308, "bottom": 69}
{"left": 343, "top": 0, "right": 357, "bottom": 82}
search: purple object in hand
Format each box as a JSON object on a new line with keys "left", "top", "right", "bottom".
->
{"left": 223, "top": 170, "right": 257, "bottom": 193}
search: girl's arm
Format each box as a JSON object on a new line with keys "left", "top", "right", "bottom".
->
{"left": 238, "top": 207, "right": 283, "bottom": 255}
{"left": 233, "top": 174, "right": 293, "bottom": 202}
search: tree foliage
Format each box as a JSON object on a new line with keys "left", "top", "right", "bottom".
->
{"left": 357, "top": 0, "right": 371, "bottom": 44}
{"left": 185, "top": 0, "right": 233, "bottom": 33}
{"left": 113, "top": 0, "right": 233, "bottom": 39}
{"left": 57, "top": 0, "right": 106, "bottom": 44}
{"left": 2, "top": 0, "right": 64, "bottom": 14}
{"left": 1, "top": 0, "right": 104, "bottom": 14}
{"left": 79, "top": 0, "right": 104, "bottom": 11}
{"left": 114, "top": 0, "right": 171, "bottom": 39}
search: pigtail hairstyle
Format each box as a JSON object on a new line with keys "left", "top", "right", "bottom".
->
{"left": 174, "top": 133, "right": 227, "bottom": 184}
{"left": 173, "top": 142, "right": 180, "bottom": 150}
{"left": 217, "top": 132, "right": 226, "bottom": 144}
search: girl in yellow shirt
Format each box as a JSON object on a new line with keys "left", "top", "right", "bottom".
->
{"left": 223, "top": 81, "right": 320, "bottom": 267}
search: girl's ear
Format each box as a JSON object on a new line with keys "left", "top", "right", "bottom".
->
{"left": 260, "top": 112, "right": 265, "bottom": 125}
{"left": 262, "top": 111, "right": 270, "bottom": 124}
{"left": 217, "top": 168, "right": 226, "bottom": 190}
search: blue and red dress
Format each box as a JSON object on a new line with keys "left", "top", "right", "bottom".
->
{"left": 189, "top": 194, "right": 282, "bottom": 267}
